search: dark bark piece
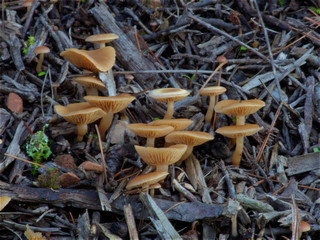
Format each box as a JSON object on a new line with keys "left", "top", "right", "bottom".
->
{"left": 0, "top": 183, "right": 226, "bottom": 222}
{"left": 90, "top": 2, "right": 159, "bottom": 89}
{"left": 286, "top": 152, "right": 320, "bottom": 176}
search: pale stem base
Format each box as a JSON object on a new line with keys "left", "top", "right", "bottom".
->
{"left": 232, "top": 137, "right": 244, "bottom": 167}
{"left": 205, "top": 96, "right": 216, "bottom": 123}
{"left": 164, "top": 101, "right": 174, "bottom": 119}
{"left": 77, "top": 123, "right": 88, "bottom": 142}
{"left": 99, "top": 112, "right": 114, "bottom": 139}
{"left": 86, "top": 88, "right": 99, "bottom": 96}
{"left": 156, "top": 164, "right": 169, "bottom": 173}
{"left": 146, "top": 138, "right": 155, "bottom": 147}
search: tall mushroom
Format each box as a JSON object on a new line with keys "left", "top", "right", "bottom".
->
{"left": 216, "top": 124, "right": 263, "bottom": 166}
{"left": 34, "top": 46, "right": 50, "bottom": 73}
{"left": 128, "top": 123, "right": 174, "bottom": 147}
{"left": 165, "top": 131, "right": 214, "bottom": 161}
{"left": 84, "top": 94, "right": 135, "bottom": 139}
{"left": 54, "top": 102, "right": 106, "bottom": 142}
{"left": 149, "top": 88, "right": 189, "bottom": 119}
{"left": 135, "top": 144, "right": 187, "bottom": 172}
{"left": 198, "top": 86, "right": 226, "bottom": 124}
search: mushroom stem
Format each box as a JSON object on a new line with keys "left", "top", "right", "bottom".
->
{"left": 77, "top": 123, "right": 88, "bottom": 142}
{"left": 231, "top": 213, "right": 238, "bottom": 237}
{"left": 180, "top": 146, "right": 194, "bottom": 161}
{"left": 156, "top": 164, "right": 169, "bottom": 173}
{"left": 236, "top": 116, "right": 245, "bottom": 125}
{"left": 198, "top": 62, "right": 227, "bottom": 94}
{"left": 233, "top": 137, "right": 244, "bottom": 166}
{"left": 86, "top": 87, "right": 99, "bottom": 96}
{"left": 146, "top": 138, "right": 155, "bottom": 147}
{"left": 99, "top": 43, "right": 106, "bottom": 48}
{"left": 36, "top": 53, "right": 44, "bottom": 73}
{"left": 205, "top": 96, "right": 216, "bottom": 123}
{"left": 164, "top": 101, "right": 174, "bottom": 119}
{"left": 99, "top": 112, "right": 114, "bottom": 139}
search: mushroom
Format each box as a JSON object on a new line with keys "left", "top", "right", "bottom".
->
{"left": 198, "top": 86, "right": 226, "bottom": 123}
{"left": 135, "top": 144, "right": 187, "bottom": 172}
{"left": 85, "top": 33, "right": 119, "bottom": 48}
{"left": 54, "top": 102, "right": 106, "bottom": 141}
{"left": 149, "top": 88, "right": 190, "bottom": 119}
{"left": 126, "top": 171, "right": 168, "bottom": 196}
{"left": 84, "top": 94, "right": 135, "bottom": 139}
{"left": 215, "top": 124, "right": 263, "bottom": 166}
{"left": 60, "top": 47, "right": 116, "bottom": 73}
{"left": 34, "top": 46, "right": 50, "bottom": 73}
{"left": 165, "top": 131, "right": 214, "bottom": 161}
{"left": 215, "top": 99, "right": 265, "bottom": 125}
{"left": 148, "top": 118, "right": 193, "bottom": 131}
{"left": 128, "top": 123, "right": 174, "bottom": 147}
{"left": 73, "top": 76, "right": 106, "bottom": 96}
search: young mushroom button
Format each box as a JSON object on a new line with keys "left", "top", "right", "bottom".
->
{"left": 216, "top": 124, "right": 263, "bottom": 167}
{"left": 54, "top": 102, "right": 106, "bottom": 142}
{"left": 135, "top": 144, "right": 188, "bottom": 172}
{"left": 149, "top": 88, "right": 190, "bottom": 119}
{"left": 165, "top": 131, "right": 214, "bottom": 161}
{"left": 84, "top": 94, "right": 135, "bottom": 139}
{"left": 34, "top": 46, "right": 50, "bottom": 73}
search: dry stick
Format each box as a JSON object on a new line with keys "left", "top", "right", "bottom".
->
{"left": 252, "top": 0, "right": 282, "bottom": 102}
{"left": 95, "top": 124, "right": 108, "bottom": 184}
{"left": 124, "top": 204, "right": 139, "bottom": 240}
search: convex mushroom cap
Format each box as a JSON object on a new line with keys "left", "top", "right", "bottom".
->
{"left": 198, "top": 86, "right": 227, "bottom": 123}
{"left": 126, "top": 171, "right": 168, "bottom": 191}
{"left": 60, "top": 47, "right": 116, "bottom": 72}
{"left": 128, "top": 123, "right": 174, "bottom": 147}
{"left": 73, "top": 76, "right": 106, "bottom": 96}
{"left": 148, "top": 118, "right": 193, "bottom": 131}
{"left": 135, "top": 144, "right": 187, "bottom": 172}
{"left": 165, "top": 131, "right": 214, "bottom": 160}
{"left": 84, "top": 94, "right": 135, "bottom": 139}
{"left": 54, "top": 102, "right": 106, "bottom": 141}
{"left": 85, "top": 33, "right": 119, "bottom": 48}
{"left": 215, "top": 99, "right": 265, "bottom": 125}
{"left": 216, "top": 124, "right": 263, "bottom": 166}
{"left": 149, "top": 88, "right": 190, "bottom": 119}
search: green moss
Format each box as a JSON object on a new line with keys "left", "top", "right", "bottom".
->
{"left": 38, "top": 168, "right": 61, "bottom": 189}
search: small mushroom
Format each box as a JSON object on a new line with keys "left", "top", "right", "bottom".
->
{"left": 34, "top": 46, "right": 50, "bottom": 73}
{"left": 198, "top": 86, "right": 226, "bottom": 123}
{"left": 165, "top": 131, "right": 214, "bottom": 161}
{"left": 54, "top": 102, "right": 106, "bottom": 141}
{"left": 84, "top": 94, "right": 135, "bottom": 139}
{"left": 73, "top": 76, "right": 106, "bottom": 96}
{"left": 215, "top": 99, "right": 265, "bottom": 125}
{"left": 85, "top": 33, "right": 119, "bottom": 48}
{"left": 148, "top": 118, "right": 193, "bottom": 131}
{"left": 128, "top": 123, "right": 174, "bottom": 147}
{"left": 149, "top": 88, "right": 189, "bottom": 119}
{"left": 126, "top": 171, "right": 168, "bottom": 196}
{"left": 60, "top": 47, "right": 116, "bottom": 73}
{"left": 135, "top": 144, "right": 187, "bottom": 172}
{"left": 216, "top": 124, "right": 263, "bottom": 167}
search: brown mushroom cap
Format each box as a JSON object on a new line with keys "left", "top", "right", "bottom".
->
{"left": 128, "top": 123, "right": 174, "bottom": 139}
{"left": 198, "top": 86, "right": 226, "bottom": 96}
{"left": 149, "top": 88, "right": 190, "bottom": 103}
{"left": 165, "top": 131, "right": 214, "bottom": 147}
{"left": 217, "top": 55, "right": 228, "bottom": 64}
{"left": 54, "top": 102, "right": 106, "bottom": 125}
{"left": 84, "top": 95, "right": 135, "bottom": 113}
{"left": 60, "top": 47, "right": 116, "bottom": 72}
{"left": 126, "top": 171, "right": 168, "bottom": 190}
{"left": 148, "top": 118, "right": 193, "bottom": 131}
{"left": 215, "top": 99, "right": 265, "bottom": 116}
{"left": 135, "top": 144, "right": 187, "bottom": 167}
{"left": 215, "top": 124, "right": 263, "bottom": 138}
{"left": 34, "top": 46, "right": 50, "bottom": 54}
{"left": 85, "top": 33, "right": 119, "bottom": 44}
{"left": 73, "top": 76, "right": 106, "bottom": 92}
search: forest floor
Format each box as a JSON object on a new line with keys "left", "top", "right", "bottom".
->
{"left": 0, "top": 0, "right": 320, "bottom": 239}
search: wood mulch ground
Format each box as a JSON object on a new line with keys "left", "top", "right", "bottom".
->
{"left": 1, "top": 0, "right": 320, "bottom": 239}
